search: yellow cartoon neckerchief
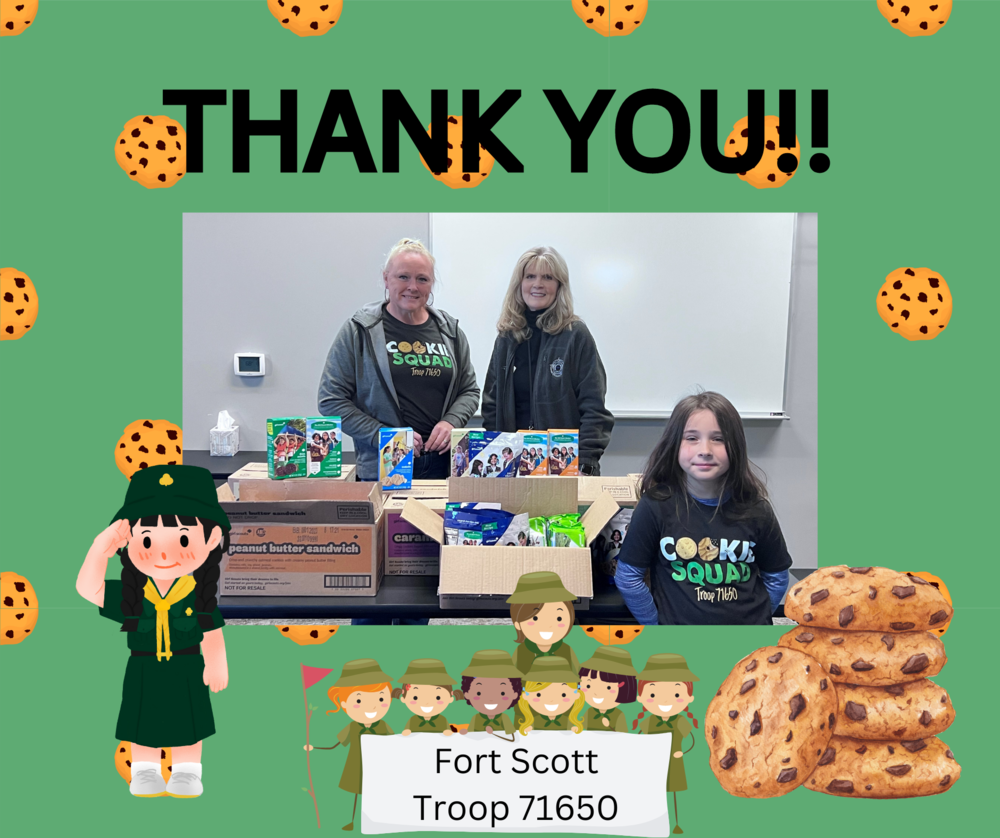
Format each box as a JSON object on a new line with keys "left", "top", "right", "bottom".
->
{"left": 143, "top": 576, "right": 197, "bottom": 661}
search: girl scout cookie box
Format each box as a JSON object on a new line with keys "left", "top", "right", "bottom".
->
{"left": 267, "top": 417, "right": 342, "bottom": 479}
{"left": 380, "top": 427, "right": 413, "bottom": 490}
{"left": 399, "top": 476, "right": 620, "bottom": 610}
{"left": 468, "top": 431, "right": 523, "bottom": 478}
{"left": 548, "top": 430, "right": 579, "bottom": 476}
{"left": 450, "top": 428, "right": 480, "bottom": 477}
{"left": 216, "top": 481, "right": 386, "bottom": 596}
{"left": 519, "top": 431, "right": 549, "bottom": 476}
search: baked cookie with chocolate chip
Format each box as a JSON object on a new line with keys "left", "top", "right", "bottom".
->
{"left": 705, "top": 646, "right": 837, "bottom": 798}
{"left": 804, "top": 734, "right": 960, "bottom": 798}
{"left": 877, "top": 0, "right": 952, "bottom": 38}
{"left": 778, "top": 625, "right": 946, "bottom": 687}
{"left": 832, "top": 679, "right": 954, "bottom": 740}
{"left": 876, "top": 267, "right": 953, "bottom": 340}
{"left": 785, "top": 566, "right": 953, "bottom": 632}
{"left": 0, "top": 0, "right": 38, "bottom": 36}
{"left": 419, "top": 115, "right": 494, "bottom": 190}
{"left": 0, "top": 267, "right": 39, "bottom": 340}
{"left": 572, "top": 0, "right": 648, "bottom": 37}
{"left": 276, "top": 624, "right": 339, "bottom": 645}
{"left": 723, "top": 115, "right": 801, "bottom": 190}
{"left": 114, "top": 115, "right": 187, "bottom": 190}
{"left": 114, "top": 419, "right": 183, "bottom": 481}
{"left": 267, "top": 0, "right": 342, "bottom": 37}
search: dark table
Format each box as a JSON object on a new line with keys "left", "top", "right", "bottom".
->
{"left": 186, "top": 449, "right": 358, "bottom": 483}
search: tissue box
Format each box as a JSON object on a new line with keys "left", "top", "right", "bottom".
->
{"left": 210, "top": 425, "right": 240, "bottom": 456}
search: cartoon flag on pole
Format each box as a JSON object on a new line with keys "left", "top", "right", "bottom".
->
{"left": 302, "top": 664, "right": 336, "bottom": 828}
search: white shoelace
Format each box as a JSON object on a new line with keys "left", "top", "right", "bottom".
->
{"left": 132, "top": 768, "right": 162, "bottom": 785}
{"left": 169, "top": 772, "right": 200, "bottom": 786}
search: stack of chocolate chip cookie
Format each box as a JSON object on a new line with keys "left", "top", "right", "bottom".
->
{"left": 781, "top": 565, "right": 960, "bottom": 798}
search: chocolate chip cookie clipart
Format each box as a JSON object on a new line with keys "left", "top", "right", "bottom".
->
{"left": 114, "top": 115, "right": 187, "bottom": 189}
{"left": 267, "top": 0, "right": 343, "bottom": 37}
{"left": 571, "top": 1, "right": 648, "bottom": 36}
{"left": 0, "top": 0, "right": 37, "bottom": 36}
{"left": 0, "top": 268, "right": 38, "bottom": 341}
{"left": 876, "top": 267, "right": 953, "bottom": 341}
{"left": 724, "top": 115, "right": 801, "bottom": 190}
{"left": 877, "top": 1, "right": 952, "bottom": 37}
{"left": 277, "top": 625, "right": 340, "bottom": 645}
{"left": 420, "top": 115, "right": 495, "bottom": 189}
{"left": 115, "top": 419, "right": 183, "bottom": 480}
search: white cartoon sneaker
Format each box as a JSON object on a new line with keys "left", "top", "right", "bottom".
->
{"left": 165, "top": 763, "right": 203, "bottom": 798}
{"left": 129, "top": 764, "right": 167, "bottom": 798}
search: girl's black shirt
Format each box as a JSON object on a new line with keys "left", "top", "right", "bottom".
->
{"left": 617, "top": 493, "right": 792, "bottom": 625}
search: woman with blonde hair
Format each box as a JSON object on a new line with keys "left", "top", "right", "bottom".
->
{"left": 481, "top": 246, "right": 613, "bottom": 475}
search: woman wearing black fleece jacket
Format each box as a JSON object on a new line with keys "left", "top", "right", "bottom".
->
{"left": 481, "top": 246, "right": 614, "bottom": 475}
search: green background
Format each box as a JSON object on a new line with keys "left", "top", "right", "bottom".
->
{"left": 1, "top": 1, "right": 996, "bottom": 835}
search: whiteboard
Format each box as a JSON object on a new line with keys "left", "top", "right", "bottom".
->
{"left": 430, "top": 213, "right": 796, "bottom": 418}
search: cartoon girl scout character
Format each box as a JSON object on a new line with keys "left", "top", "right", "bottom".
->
{"left": 508, "top": 571, "right": 581, "bottom": 675}
{"left": 394, "top": 659, "right": 463, "bottom": 735}
{"left": 516, "top": 657, "right": 586, "bottom": 735}
{"left": 74, "top": 465, "right": 231, "bottom": 799}
{"left": 632, "top": 654, "right": 700, "bottom": 835}
{"left": 461, "top": 650, "right": 523, "bottom": 735}
{"left": 579, "top": 646, "right": 638, "bottom": 732}
{"left": 306, "top": 658, "right": 394, "bottom": 831}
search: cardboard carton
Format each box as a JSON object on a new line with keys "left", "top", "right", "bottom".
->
{"left": 226, "top": 461, "right": 356, "bottom": 501}
{"left": 400, "top": 477, "right": 619, "bottom": 610}
{"left": 384, "top": 495, "right": 448, "bottom": 575}
{"left": 217, "top": 481, "right": 385, "bottom": 596}
{"left": 577, "top": 475, "right": 639, "bottom": 511}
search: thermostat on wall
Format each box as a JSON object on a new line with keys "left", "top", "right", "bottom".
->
{"left": 234, "top": 353, "right": 265, "bottom": 377}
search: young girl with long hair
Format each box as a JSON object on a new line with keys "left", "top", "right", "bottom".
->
{"left": 615, "top": 391, "right": 792, "bottom": 625}
{"left": 578, "top": 647, "right": 638, "bottom": 732}
{"left": 75, "top": 465, "right": 231, "bottom": 800}
{"left": 515, "top": 657, "right": 586, "bottom": 735}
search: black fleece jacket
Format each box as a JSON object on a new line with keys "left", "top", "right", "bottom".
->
{"left": 481, "top": 319, "right": 614, "bottom": 473}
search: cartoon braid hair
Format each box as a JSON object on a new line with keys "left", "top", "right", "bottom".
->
{"left": 116, "top": 515, "right": 229, "bottom": 632}
{"left": 631, "top": 680, "right": 699, "bottom": 731}
{"left": 327, "top": 682, "right": 393, "bottom": 714}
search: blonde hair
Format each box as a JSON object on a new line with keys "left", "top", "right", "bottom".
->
{"left": 497, "top": 246, "right": 579, "bottom": 342}
{"left": 517, "top": 680, "right": 586, "bottom": 735}
{"left": 383, "top": 238, "right": 437, "bottom": 283}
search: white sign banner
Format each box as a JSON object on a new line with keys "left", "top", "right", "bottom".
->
{"left": 361, "top": 731, "right": 672, "bottom": 836}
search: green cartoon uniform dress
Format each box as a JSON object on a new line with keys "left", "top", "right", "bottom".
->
{"left": 99, "top": 578, "right": 224, "bottom": 747}
{"left": 405, "top": 715, "right": 451, "bottom": 733}
{"left": 638, "top": 714, "right": 692, "bottom": 791}
{"left": 470, "top": 713, "right": 515, "bottom": 734}
{"left": 337, "top": 720, "right": 394, "bottom": 794}
{"left": 514, "top": 640, "right": 580, "bottom": 676}
{"left": 584, "top": 706, "right": 628, "bottom": 732}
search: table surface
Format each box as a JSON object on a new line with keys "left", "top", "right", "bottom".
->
{"left": 197, "top": 449, "right": 806, "bottom": 622}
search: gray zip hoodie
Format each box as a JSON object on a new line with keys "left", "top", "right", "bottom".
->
{"left": 317, "top": 301, "right": 480, "bottom": 480}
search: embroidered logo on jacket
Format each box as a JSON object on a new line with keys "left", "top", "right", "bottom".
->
{"left": 549, "top": 358, "right": 565, "bottom": 378}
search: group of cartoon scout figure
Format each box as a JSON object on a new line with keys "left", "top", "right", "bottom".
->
{"left": 308, "top": 571, "right": 700, "bottom": 833}
{"left": 74, "top": 465, "right": 697, "bottom": 833}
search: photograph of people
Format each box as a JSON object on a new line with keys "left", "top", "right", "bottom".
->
{"left": 518, "top": 448, "right": 533, "bottom": 476}
{"left": 470, "top": 460, "right": 484, "bottom": 477}
{"left": 318, "top": 237, "right": 480, "bottom": 487}
{"left": 481, "top": 246, "right": 614, "bottom": 475}
{"left": 485, "top": 453, "right": 500, "bottom": 476}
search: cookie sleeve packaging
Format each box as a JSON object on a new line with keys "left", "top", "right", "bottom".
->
{"left": 266, "top": 417, "right": 308, "bottom": 479}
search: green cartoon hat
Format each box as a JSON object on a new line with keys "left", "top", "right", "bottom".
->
{"left": 333, "top": 659, "right": 395, "bottom": 688}
{"left": 506, "top": 571, "right": 577, "bottom": 604}
{"left": 462, "top": 650, "right": 523, "bottom": 680}
{"left": 399, "top": 658, "right": 457, "bottom": 687}
{"left": 523, "top": 656, "right": 581, "bottom": 685}
{"left": 637, "top": 653, "right": 700, "bottom": 683}
{"left": 580, "top": 646, "right": 638, "bottom": 677}
{"left": 111, "top": 465, "right": 231, "bottom": 529}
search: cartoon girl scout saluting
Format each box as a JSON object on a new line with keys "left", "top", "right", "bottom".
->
{"left": 508, "top": 571, "right": 581, "bottom": 676}
{"left": 516, "top": 656, "right": 586, "bottom": 734}
{"left": 632, "top": 654, "right": 700, "bottom": 835}
{"left": 305, "top": 658, "right": 394, "bottom": 832}
{"left": 74, "top": 465, "right": 231, "bottom": 800}
{"left": 579, "top": 646, "right": 639, "bottom": 732}
{"left": 394, "top": 659, "right": 463, "bottom": 735}
{"left": 461, "top": 650, "right": 523, "bottom": 736}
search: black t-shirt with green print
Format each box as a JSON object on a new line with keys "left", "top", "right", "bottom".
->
{"left": 382, "top": 310, "right": 455, "bottom": 437}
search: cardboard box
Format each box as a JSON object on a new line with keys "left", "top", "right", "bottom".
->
{"left": 577, "top": 475, "right": 639, "bottom": 511}
{"left": 307, "top": 417, "right": 342, "bottom": 477}
{"left": 267, "top": 417, "right": 308, "bottom": 479}
{"left": 384, "top": 495, "right": 448, "bottom": 576}
{"left": 380, "top": 427, "right": 413, "bottom": 490}
{"left": 217, "top": 481, "right": 385, "bottom": 596}
{"left": 548, "top": 430, "right": 580, "bottom": 476}
{"left": 226, "top": 461, "right": 356, "bottom": 501}
{"left": 387, "top": 480, "right": 449, "bottom": 499}
{"left": 400, "top": 477, "right": 619, "bottom": 610}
